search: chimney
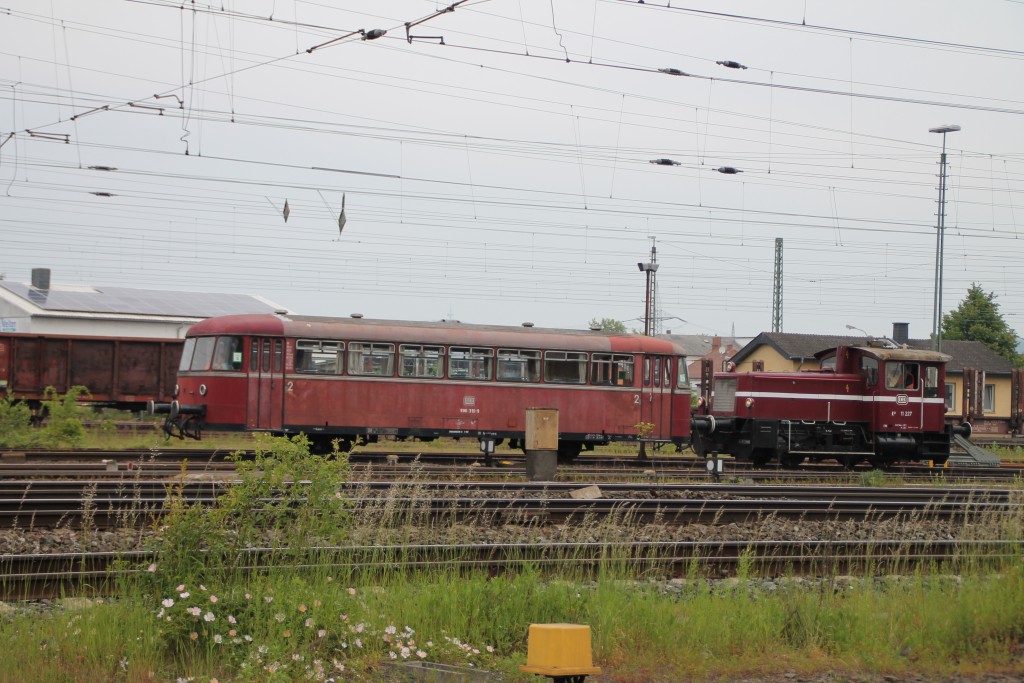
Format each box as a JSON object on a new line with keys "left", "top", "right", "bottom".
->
{"left": 31, "top": 268, "right": 51, "bottom": 290}
{"left": 892, "top": 322, "right": 909, "bottom": 345}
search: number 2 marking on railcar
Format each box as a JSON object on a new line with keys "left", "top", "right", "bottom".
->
{"left": 286, "top": 381, "right": 294, "bottom": 393}
{"left": 633, "top": 394, "right": 641, "bottom": 405}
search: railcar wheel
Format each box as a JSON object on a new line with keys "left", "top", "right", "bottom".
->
{"left": 556, "top": 441, "right": 582, "bottom": 464}
{"left": 779, "top": 453, "right": 805, "bottom": 469}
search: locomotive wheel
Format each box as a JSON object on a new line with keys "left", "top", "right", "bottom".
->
{"left": 750, "top": 448, "right": 773, "bottom": 467}
{"left": 779, "top": 453, "right": 805, "bottom": 469}
{"left": 868, "top": 458, "right": 891, "bottom": 471}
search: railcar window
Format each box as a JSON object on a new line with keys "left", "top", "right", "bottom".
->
{"left": 178, "top": 338, "right": 197, "bottom": 372}
{"left": 348, "top": 342, "right": 395, "bottom": 376}
{"left": 249, "top": 340, "right": 258, "bottom": 371}
{"left": 860, "top": 357, "right": 878, "bottom": 386}
{"left": 399, "top": 344, "right": 444, "bottom": 378}
{"left": 497, "top": 349, "right": 541, "bottom": 382}
{"left": 544, "top": 351, "right": 587, "bottom": 384}
{"left": 295, "top": 339, "right": 344, "bottom": 375}
{"left": 449, "top": 347, "right": 493, "bottom": 380}
{"left": 661, "top": 357, "right": 672, "bottom": 387}
{"left": 591, "top": 353, "right": 634, "bottom": 385}
{"left": 884, "top": 362, "right": 919, "bottom": 391}
{"left": 643, "top": 358, "right": 651, "bottom": 387}
{"left": 190, "top": 337, "right": 216, "bottom": 371}
{"left": 675, "top": 356, "right": 688, "bottom": 389}
{"left": 261, "top": 340, "right": 271, "bottom": 372}
{"left": 273, "top": 340, "right": 283, "bottom": 372}
{"left": 212, "top": 336, "right": 244, "bottom": 371}
{"left": 924, "top": 366, "right": 939, "bottom": 398}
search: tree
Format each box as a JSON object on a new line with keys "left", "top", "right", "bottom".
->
{"left": 588, "top": 317, "right": 627, "bottom": 333}
{"left": 942, "top": 284, "right": 1021, "bottom": 366}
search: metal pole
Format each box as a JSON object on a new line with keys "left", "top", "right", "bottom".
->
{"left": 643, "top": 270, "right": 652, "bottom": 336}
{"left": 936, "top": 136, "right": 948, "bottom": 352}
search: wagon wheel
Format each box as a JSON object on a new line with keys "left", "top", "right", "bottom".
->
{"left": 556, "top": 441, "right": 582, "bottom": 464}
{"left": 838, "top": 454, "right": 864, "bottom": 470}
{"left": 778, "top": 453, "right": 805, "bottom": 469}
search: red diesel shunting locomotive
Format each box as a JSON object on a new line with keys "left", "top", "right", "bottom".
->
{"left": 690, "top": 344, "right": 972, "bottom": 469}
{"left": 159, "top": 313, "right": 692, "bottom": 460}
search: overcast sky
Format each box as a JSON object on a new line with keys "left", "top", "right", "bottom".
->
{"left": 1, "top": 1, "right": 1022, "bottom": 339}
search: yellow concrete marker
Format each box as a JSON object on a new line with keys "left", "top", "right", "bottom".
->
{"left": 519, "top": 623, "right": 601, "bottom": 681}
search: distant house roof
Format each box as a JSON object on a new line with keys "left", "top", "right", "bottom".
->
{"left": 659, "top": 334, "right": 750, "bottom": 357}
{"left": 0, "top": 281, "right": 285, "bottom": 321}
{"left": 731, "top": 332, "right": 1014, "bottom": 375}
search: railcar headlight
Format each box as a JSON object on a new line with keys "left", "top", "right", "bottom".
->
{"left": 745, "top": 397, "right": 755, "bottom": 408}
{"left": 696, "top": 397, "right": 705, "bottom": 408}
{"left": 199, "top": 384, "right": 207, "bottom": 396}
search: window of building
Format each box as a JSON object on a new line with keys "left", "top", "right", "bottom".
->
{"left": 178, "top": 338, "right": 197, "bottom": 372}
{"left": 189, "top": 337, "right": 216, "bottom": 371}
{"left": 348, "top": 342, "right": 395, "bottom": 376}
{"left": 544, "top": 351, "right": 587, "bottom": 384}
{"left": 945, "top": 383, "right": 956, "bottom": 411}
{"left": 399, "top": 344, "right": 444, "bottom": 378}
{"left": 449, "top": 347, "right": 493, "bottom": 380}
{"left": 295, "top": 339, "right": 344, "bottom": 374}
{"left": 984, "top": 384, "right": 995, "bottom": 413}
{"left": 211, "top": 336, "right": 244, "bottom": 371}
{"left": 884, "top": 361, "right": 918, "bottom": 391}
{"left": 497, "top": 349, "right": 541, "bottom": 382}
{"left": 591, "top": 353, "right": 634, "bottom": 386}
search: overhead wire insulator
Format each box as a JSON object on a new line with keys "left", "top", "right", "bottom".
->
{"left": 650, "top": 158, "right": 681, "bottom": 166}
{"left": 716, "top": 60, "right": 748, "bottom": 69}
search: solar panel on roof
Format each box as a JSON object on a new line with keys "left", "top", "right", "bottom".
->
{"left": 0, "top": 282, "right": 279, "bottom": 317}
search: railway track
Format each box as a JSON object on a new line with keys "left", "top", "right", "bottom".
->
{"left": 1, "top": 479, "right": 1017, "bottom": 529}
{"left": 2, "top": 538, "right": 1019, "bottom": 601}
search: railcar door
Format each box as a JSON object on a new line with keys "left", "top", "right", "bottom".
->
{"left": 640, "top": 355, "right": 673, "bottom": 440}
{"left": 247, "top": 337, "right": 284, "bottom": 431}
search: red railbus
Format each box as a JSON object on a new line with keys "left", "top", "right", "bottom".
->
{"left": 164, "top": 314, "right": 692, "bottom": 459}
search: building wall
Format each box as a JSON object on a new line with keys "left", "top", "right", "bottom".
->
{"left": 732, "top": 346, "right": 810, "bottom": 373}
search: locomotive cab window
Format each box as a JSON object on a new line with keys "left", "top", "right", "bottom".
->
{"left": 399, "top": 345, "right": 444, "bottom": 378}
{"left": 497, "top": 349, "right": 541, "bottom": 382}
{"left": 295, "top": 339, "right": 344, "bottom": 375}
{"left": 449, "top": 347, "right": 493, "bottom": 380}
{"left": 178, "top": 338, "right": 197, "bottom": 372}
{"left": 860, "top": 357, "right": 878, "bottom": 386}
{"left": 544, "top": 351, "right": 587, "bottom": 384}
{"left": 189, "top": 337, "right": 216, "bottom": 371}
{"left": 885, "top": 362, "right": 919, "bottom": 391}
{"left": 924, "top": 366, "right": 939, "bottom": 398}
{"left": 348, "top": 342, "right": 395, "bottom": 376}
{"left": 212, "top": 336, "right": 244, "bottom": 371}
{"left": 591, "top": 353, "right": 634, "bottom": 386}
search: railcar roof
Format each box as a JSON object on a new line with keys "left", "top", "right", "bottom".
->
{"left": 187, "top": 314, "right": 687, "bottom": 354}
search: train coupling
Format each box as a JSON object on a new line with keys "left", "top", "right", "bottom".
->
{"left": 951, "top": 422, "right": 972, "bottom": 439}
{"left": 148, "top": 400, "right": 206, "bottom": 440}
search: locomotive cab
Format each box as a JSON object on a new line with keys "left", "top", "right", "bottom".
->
{"left": 691, "top": 345, "right": 970, "bottom": 469}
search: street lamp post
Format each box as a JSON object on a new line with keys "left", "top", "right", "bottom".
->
{"left": 637, "top": 260, "right": 659, "bottom": 336}
{"left": 929, "top": 124, "right": 960, "bottom": 352}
